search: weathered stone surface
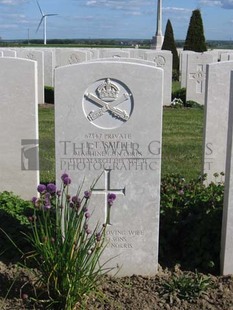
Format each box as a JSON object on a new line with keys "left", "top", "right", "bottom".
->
{"left": 55, "top": 61, "right": 163, "bottom": 276}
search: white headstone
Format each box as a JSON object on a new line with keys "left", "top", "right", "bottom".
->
{"left": 16, "top": 49, "right": 44, "bottom": 104}
{"left": 87, "top": 48, "right": 99, "bottom": 60}
{"left": 55, "top": 49, "right": 91, "bottom": 67}
{"left": 220, "top": 52, "right": 233, "bottom": 62}
{"left": 179, "top": 51, "right": 194, "bottom": 88}
{"left": 55, "top": 61, "right": 163, "bottom": 276}
{"left": 221, "top": 71, "right": 233, "bottom": 275}
{"left": 129, "top": 49, "right": 146, "bottom": 59}
{"left": 144, "top": 50, "right": 172, "bottom": 105}
{"left": 203, "top": 61, "right": 233, "bottom": 183}
{"left": 99, "top": 49, "right": 130, "bottom": 59}
{"left": 0, "top": 49, "right": 16, "bottom": 57}
{"left": 43, "top": 49, "right": 55, "bottom": 87}
{"left": 186, "top": 53, "right": 214, "bottom": 105}
{"left": 0, "top": 58, "right": 39, "bottom": 199}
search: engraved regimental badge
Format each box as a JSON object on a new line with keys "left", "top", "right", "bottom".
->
{"left": 82, "top": 78, "right": 134, "bottom": 129}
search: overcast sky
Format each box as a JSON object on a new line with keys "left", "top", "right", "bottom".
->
{"left": 1, "top": 0, "right": 233, "bottom": 41}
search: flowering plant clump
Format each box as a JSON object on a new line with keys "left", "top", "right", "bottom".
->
{"left": 26, "top": 173, "right": 115, "bottom": 310}
{"left": 171, "top": 97, "right": 184, "bottom": 108}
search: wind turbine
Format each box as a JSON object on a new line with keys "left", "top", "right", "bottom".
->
{"left": 36, "top": 0, "right": 58, "bottom": 45}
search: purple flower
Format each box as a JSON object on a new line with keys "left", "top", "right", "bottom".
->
{"left": 72, "top": 195, "right": 79, "bottom": 203}
{"left": 86, "top": 228, "right": 92, "bottom": 235}
{"left": 37, "top": 184, "right": 46, "bottom": 193}
{"left": 31, "top": 197, "right": 37, "bottom": 205}
{"left": 63, "top": 177, "right": 71, "bottom": 185}
{"left": 108, "top": 193, "right": 116, "bottom": 201}
{"left": 85, "top": 212, "right": 91, "bottom": 219}
{"left": 84, "top": 191, "right": 91, "bottom": 199}
{"left": 61, "top": 173, "right": 69, "bottom": 181}
{"left": 28, "top": 215, "right": 37, "bottom": 222}
{"left": 47, "top": 183, "right": 56, "bottom": 194}
{"left": 108, "top": 193, "right": 116, "bottom": 206}
{"left": 44, "top": 197, "right": 51, "bottom": 209}
{"left": 96, "top": 232, "right": 101, "bottom": 242}
{"left": 21, "top": 293, "right": 29, "bottom": 301}
{"left": 69, "top": 202, "right": 74, "bottom": 208}
{"left": 45, "top": 192, "right": 51, "bottom": 199}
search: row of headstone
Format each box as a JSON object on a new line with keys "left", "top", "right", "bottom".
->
{"left": 2, "top": 50, "right": 233, "bottom": 276}
{"left": 0, "top": 56, "right": 162, "bottom": 276}
{"left": 179, "top": 50, "right": 233, "bottom": 106}
{"left": 0, "top": 47, "right": 172, "bottom": 105}
{"left": 2, "top": 47, "right": 233, "bottom": 106}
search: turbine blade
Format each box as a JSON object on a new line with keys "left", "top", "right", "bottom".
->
{"left": 36, "top": 16, "right": 44, "bottom": 33}
{"left": 45, "top": 14, "right": 58, "bottom": 17}
{"left": 36, "top": 0, "right": 44, "bottom": 16}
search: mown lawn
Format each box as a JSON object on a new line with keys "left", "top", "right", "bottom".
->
{"left": 39, "top": 106, "right": 204, "bottom": 183}
{"left": 162, "top": 108, "right": 204, "bottom": 180}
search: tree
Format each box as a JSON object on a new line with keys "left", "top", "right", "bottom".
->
{"left": 184, "top": 9, "right": 207, "bottom": 52}
{"left": 162, "top": 19, "right": 179, "bottom": 73}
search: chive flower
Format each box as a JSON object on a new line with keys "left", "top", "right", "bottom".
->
{"left": 37, "top": 184, "right": 46, "bottom": 193}
{"left": 47, "top": 183, "right": 56, "bottom": 194}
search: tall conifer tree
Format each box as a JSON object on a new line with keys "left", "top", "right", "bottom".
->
{"left": 162, "top": 19, "right": 179, "bottom": 72}
{"left": 184, "top": 9, "right": 207, "bottom": 52}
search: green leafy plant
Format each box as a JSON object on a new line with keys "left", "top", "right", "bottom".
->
{"left": 172, "top": 69, "right": 179, "bottom": 82}
{"left": 172, "top": 87, "right": 186, "bottom": 103}
{"left": 159, "top": 174, "right": 224, "bottom": 273}
{"left": 162, "top": 270, "right": 212, "bottom": 301}
{"left": 185, "top": 100, "right": 203, "bottom": 109}
{"left": 25, "top": 173, "right": 114, "bottom": 309}
{"left": 171, "top": 98, "right": 184, "bottom": 108}
{"left": 0, "top": 191, "right": 33, "bottom": 261}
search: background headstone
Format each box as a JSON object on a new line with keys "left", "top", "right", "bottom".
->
{"left": 99, "top": 49, "right": 130, "bottom": 58}
{"left": 0, "top": 58, "right": 39, "bottom": 199}
{"left": 0, "top": 49, "right": 16, "bottom": 57}
{"left": 55, "top": 61, "right": 163, "bottom": 276}
{"left": 203, "top": 61, "right": 233, "bottom": 183}
{"left": 186, "top": 52, "right": 214, "bottom": 105}
{"left": 179, "top": 51, "right": 194, "bottom": 88}
{"left": 55, "top": 49, "right": 91, "bottom": 67}
{"left": 16, "top": 49, "right": 44, "bottom": 104}
{"left": 144, "top": 50, "right": 172, "bottom": 105}
{"left": 221, "top": 71, "right": 233, "bottom": 275}
{"left": 220, "top": 52, "right": 233, "bottom": 62}
{"left": 43, "top": 49, "right": 55, "bottom": 87}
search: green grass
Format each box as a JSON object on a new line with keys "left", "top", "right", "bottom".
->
{"left": 39, "top": 106, "right": 55, "bottom": 183}
{"left": 162, "top": 108, "right": 204, "bottom": 180}
{"left": 39, "top": 106, "right": 204, "bottom": 183}
{"left": 172, "top": 81, "right": 181, "bottom": 92}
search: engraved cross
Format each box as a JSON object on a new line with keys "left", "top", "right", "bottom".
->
{"left": 189, "top": 64, "right": 206, "bottom": 93}
{"left": 92, "top": 169, "right": 126, "bottom": 225}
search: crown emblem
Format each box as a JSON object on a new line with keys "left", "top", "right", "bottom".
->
{"left": 97, "top": 78, "right": 119, "bottom": 102}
